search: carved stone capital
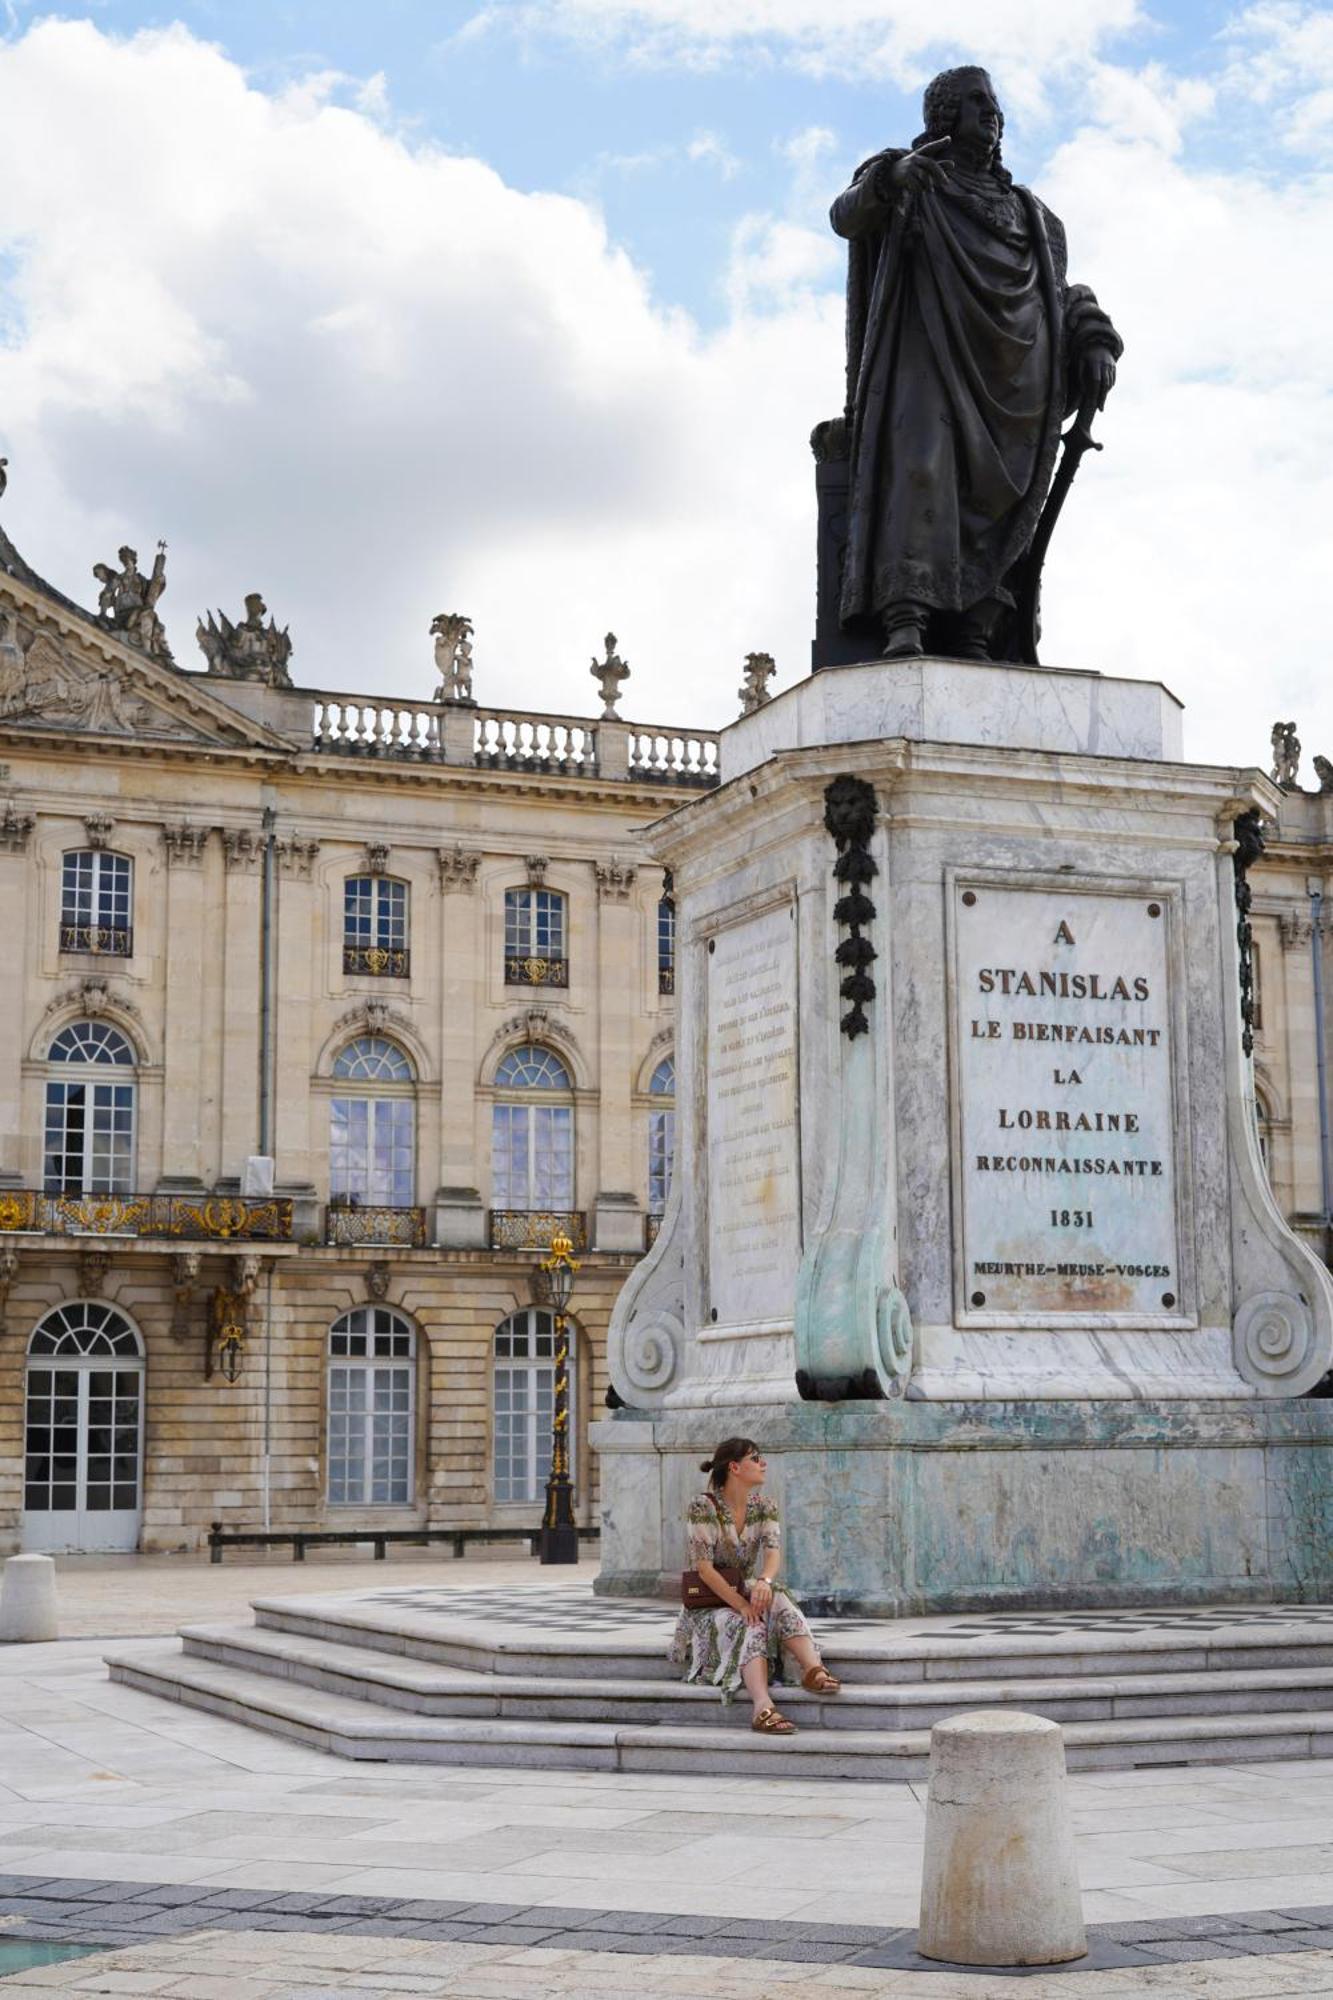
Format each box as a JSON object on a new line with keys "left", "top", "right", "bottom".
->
{"left": 0, "top": 802, "right": 35, "bottom": 853}
{"left": 171, "top": 1249, "right": 201, "bottom": 1341}
{"left": 162, "top": 823, "right": 209, "bottom": 867}
{"left": 0, "top": 1243, "right": 19, "bottom": 1337}
{"left": 1278, "top": 913, "right": 1316, "bottom": 952}
{"left": 221, "top": 827, "right": 261, "bottom": 870}
{"left": 594, "top": 856, "right": 637, "bottom": 901}
{"left": 437, "top": 843, "right": 481, "bottom": 892}
{"left": 78, "top": 1248, "right": 112, "bottom": 1297}
{"left": 84, "top": 812, "right": 115, "bottom": 850}
{"left": 277, "top": 835, "right": 320, "bottom": 877}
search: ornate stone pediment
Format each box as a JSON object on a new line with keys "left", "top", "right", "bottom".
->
{"left": 0, "top": 585, "right": 293, "bottom": 754}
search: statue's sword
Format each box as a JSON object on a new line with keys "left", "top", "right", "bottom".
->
{"left": 1014, "top": 390, "right": 1103, "bottom": 668}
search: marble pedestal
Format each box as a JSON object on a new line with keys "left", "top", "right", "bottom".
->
{"left": 594, "top": 658, "right": 1333, "bottom": 1612}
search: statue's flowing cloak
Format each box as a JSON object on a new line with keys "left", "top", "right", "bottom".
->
{"left": 831, "top": 151, "right": 1117, "bottom": 624}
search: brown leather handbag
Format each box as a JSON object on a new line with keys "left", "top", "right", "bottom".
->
{"left": 680, "top": 1565, "right": 744, "bottom": 1611}
{"left": 681, "top": 1491, "right": 745, "bottom": 1609}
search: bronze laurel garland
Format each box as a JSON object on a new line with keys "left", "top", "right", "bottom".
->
{"left": 1233, "top": 808, "right": 1265, "bottom": 1058}
{"left": 824, "top": 775, "right": 879, "bottom": 1038}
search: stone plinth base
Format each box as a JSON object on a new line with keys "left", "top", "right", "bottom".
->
{"left": 591, "top": 1399, "right": 1333, "bottom": 1616}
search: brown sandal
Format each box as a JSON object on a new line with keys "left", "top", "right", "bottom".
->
{"left": 751, "top": 1706, "right": 796, "bottom": 1735}
{"left": 801, "top": 1665, "right": 841, "bottom": 1694}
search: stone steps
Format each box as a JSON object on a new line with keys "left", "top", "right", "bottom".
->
{"left": 105, "top": 1646, "right": 1333, "bottom": 1782}
{"left": 247, "top": 1594, "right": 1333, "bottom": 1686}
{"left": 173, "top": 1620, "right": 1333, "bottom": 1731}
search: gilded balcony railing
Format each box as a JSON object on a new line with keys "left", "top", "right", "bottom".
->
{"left": 0, "top": 1191, "right": 293, "bottom": 1240}
{"left": 59, "top": 924, "right": 133, "bottom": 957}
{"left": 325, "top": 1205, "right": 428, "bottom": 1248}
{"left": 342, "top": 944, "right": 410, "bottom": 978}
{"left": 489, "top": 1209, "right": 588, "bottom": 1252}
{"left": 504, "top": 954, "right": 569, "bottom": 988}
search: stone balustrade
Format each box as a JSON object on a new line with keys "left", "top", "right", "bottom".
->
{"left": 626, "top": 726, "right": 719, "bottom": 787}
{"left": 313, "top": 695, "right": 443, "bottom": 759}
{"left": 472, "top": 708, "right": 598, "bottom": 776}
{"left": 309, "top": 690, "right": 720, "bottom": 787}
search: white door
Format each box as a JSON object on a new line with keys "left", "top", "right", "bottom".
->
{"left": 22, "top": 1303, "right": 144, "bottom": 1553}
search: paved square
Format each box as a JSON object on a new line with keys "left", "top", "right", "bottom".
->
{"left": 2, "top": 1558, "right": 1332, "bottom": 1995}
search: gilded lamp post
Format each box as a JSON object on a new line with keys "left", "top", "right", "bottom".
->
{"left": 534, "top": 1227, "right": 579, "bottom": 1564}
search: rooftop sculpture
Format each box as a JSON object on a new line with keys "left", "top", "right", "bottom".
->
{"left": 94, "top": 542, "right": 174, "bottom": 664}
{"left": 431, "top": 613, "right": 474, "bottom": 703}
{"left": 196, "top": 593, "right": 293, "bottom": 687}
{"left": 824, "top": 65, "right": 1122, "bottom": 666}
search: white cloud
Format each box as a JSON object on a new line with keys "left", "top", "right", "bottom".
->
{"left": 1221, "top": 3, "right": 1333, "bottom": 154}
{"left": 464, "top": 0, "right": 1147, "bottom": 101}
{"left": 0, "top": 17, "right": 1329, "bottom": 777}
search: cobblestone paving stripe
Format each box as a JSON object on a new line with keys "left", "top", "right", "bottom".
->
{"left": 4, "top": 1870, "right": 1333, "bottom": 1978}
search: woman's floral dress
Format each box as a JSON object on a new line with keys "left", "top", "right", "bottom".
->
{"left": 668, "top": 1489, "right": 815, "bottom": 1699}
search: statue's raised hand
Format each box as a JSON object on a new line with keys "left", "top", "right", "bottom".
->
{"left": 878, "top": 137, "right": 951, "bottom": 201}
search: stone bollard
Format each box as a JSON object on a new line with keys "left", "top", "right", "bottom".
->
{"left": 918, "top": 1709, "right": 1085, "bottom": 1967}
{"left": 0, "top": 1554, "right": 59, "bottom": 1643}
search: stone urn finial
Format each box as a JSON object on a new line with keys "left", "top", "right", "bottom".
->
{"left": 591, "top": 633, "right": 630, "bottom": 719}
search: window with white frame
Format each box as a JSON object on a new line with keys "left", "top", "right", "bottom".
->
{"left": 343, "top": 876, "right": 410, "bottom": 978}
{"left": 60, "top": 851, "right": 133, "bottom": 957}
{"left": 657, "top": 876, "right": 675, "bottom": 995}
{"left": 648, "top": 1056, "right": 675, "bottom": 1215}
{"left": 491, "top": 1046, "right": 574, "bottom": 1211}
{"left": 327, "top": 1307, "right": 415, "bottom": 1505}
{"left": 504, "top": 887, "right": 568, "bottom": 987}
{"left": 329, "top": 1036, "right": 415, "bottom": 1208}
{"left": 44, "top": 1022, "right": 136, "bottom": 1194}
{"left": 493, "top": 1307, "right": 576, "bottom": 1502}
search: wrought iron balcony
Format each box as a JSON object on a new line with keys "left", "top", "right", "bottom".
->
{"left": 342, "top": 943, "right": 411, "bottom": 978}
{"left": 504, "top": 954, "right": 569, "bottom": 988}
{"left": 489, "top": 1209, "right": 588, "bottom": 1252}
{"left": 325, "top": 1204, "right": 428, "bottom": 1247}
{"left": 59, "top": 924, "right": 133, "bottom": 957}
{"left": 0, "top": 1190, "right": 293, "bottom": 1240}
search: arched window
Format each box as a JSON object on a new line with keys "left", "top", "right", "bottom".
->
{"left": 329, "top": 1037, "right": 415, "bottom": 1207}
{"left": 24, "top": 1302, "right": 144, "bottom": 1552}
{"left": 658, "top": 872, "right": 675, "bottom": 995}
{"left": 344, "top": 876, "right": 410, "bottom": 978}
{"left": 327, "top": 1307, "right": 416, "bottom": 1506}
{"left": 494, "top": 1307, "right": 576, "bottom": 1503}
{"left": 44, "top": 1022, "right": 136, "bottom": 1194}
{"left": 648, "top": 1056, "right": 675, "bottom": 1217}
{"left": 504, "top": 886, "right": 568, "bottom": 987}
{"left": 491, "top": 1046, "right": 574, "bottom": 1211}
{"left": 61, "top": 851, "right": 133, "bottom": 957}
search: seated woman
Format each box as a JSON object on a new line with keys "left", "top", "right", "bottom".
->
{"left": 668, "top": 1435, "right": 841, "bottom": 1735}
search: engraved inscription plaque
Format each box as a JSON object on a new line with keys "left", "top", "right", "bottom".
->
{"left": 954, "top": 881, "right": 1181, "bottom": 1320}
{"left": 707, "top": 901, "right": 800, "bottom": 1326}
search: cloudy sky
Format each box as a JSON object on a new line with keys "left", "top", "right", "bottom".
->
{"left": 0, "top": 1, "right": 1329, "bottom": 772}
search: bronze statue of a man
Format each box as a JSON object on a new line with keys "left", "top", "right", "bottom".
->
{"left": 830, "top": 66, "right": 1122, "bottom": 661}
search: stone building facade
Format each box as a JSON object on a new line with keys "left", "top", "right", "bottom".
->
{"left": 0, "top": 519, "right": 714, "bottom": 1553}
{"left": 1, "top": 504, "right": 1330, "bottom": 1557}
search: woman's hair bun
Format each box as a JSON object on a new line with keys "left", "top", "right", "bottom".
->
{"left": 700, "top": 1436, "right": 760, "bottom": 1486}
